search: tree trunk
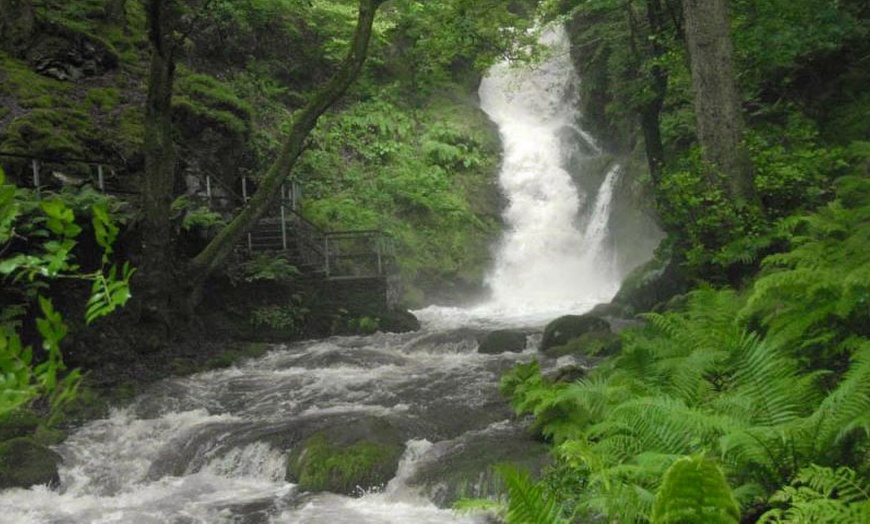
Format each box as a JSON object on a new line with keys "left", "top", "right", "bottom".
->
{"left": 139, "top": 0, "right": 178, "bottom": 324}
{"left": 681, "top": 0, "right": 753, "bottom": 201}
{"left": 186, "top": 0, "right": 385, "bottom": 296}
{"left": 639, "top": 0, "right": 669, "bottom": 187}
{"left": 0, "top": 0, "right": 36, "bottom": 55}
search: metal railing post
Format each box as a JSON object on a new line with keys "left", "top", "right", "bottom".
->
{"left": 31, "top": 159, "right": 41, "bottom": 199}
{"left": 97, "top": 164, "right": 105, "bottom": 191}
{"left": 280, "top": 184, "right": 288, "bottom": 250}
{"left": 376, "top": 235, "right": 383, "bottom": 275}
{"left": 206, "top": 175, "right": 212, "bottom": 209}
{"left": 323, "top": 236, "right": 330, "bottom": 277}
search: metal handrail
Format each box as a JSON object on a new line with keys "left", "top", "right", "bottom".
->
{"left": 0, "top": 150, "right": 124, "bottom": 166}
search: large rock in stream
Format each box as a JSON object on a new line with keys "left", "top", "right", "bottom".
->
{"left": 286, "top": 418, "right": 405, "bottom": 496}
{"left": 540, "top": 314, "right": 617, "bottom": 358}
{"left": 477, "top": 329, "right": 527, "bottom": 354}
{"left": 0, "top": 438, "right": 62, "bottom": 489}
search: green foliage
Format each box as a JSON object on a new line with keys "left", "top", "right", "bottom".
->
{"left": 298, "top": 90, "right": 501, "bottom": 302}
{"left": 501, "top": 216, "right": 870, "bottom": 522}
{"left": 0, "top": 169, "right": 132, "bottom": 418}
{"left": 85, "top": 87, "right": 121, "bottom": 111}
{"left": 655, "top": 116, "right": 851, "bottom": 278}
{"left": 234, "top": 253, "right": 301, "bottom": 283}
{"left": 652, "top": 455, "right": 740, "bottom": 524}
{"left": 250, "top": 294, "right": 308, "bottom": 333}
{"left": 348, "top": 315, "right": 380, "bottom": 334}
{"left": 170, "top": 196, "right": 227, "bottom": 231}
{"left": 498, "top": 464, "right": 569, "bottom": 524}
{"left": 731, "top": 0, "right": 864, "bottom": 93}
{"left": 760, "top": 466, "right": 870, "bottom": 523}
{"left": 741, "top": 176, "right": 870, "bottom": 365}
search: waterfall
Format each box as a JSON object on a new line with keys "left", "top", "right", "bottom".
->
{"left": 417, "top": 26, "right": 624, "bottom": 329}
{"left": 480, "top": 26, "right": 620, "bottom": 310}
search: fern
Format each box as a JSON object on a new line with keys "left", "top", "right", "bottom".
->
{"left": 760, "top": 465, "right": 870, "bottom": 523}
{"left": 742, "top": 176, "right": 870, "bottom": 362}
{"left": 652, "top": 455, "right": 740, "bottom": 524}
{"left": 801, "top": 342, "right": 870, "bottom": 457}
{"left": 498, "top": 464, "right": 568, "bottom": 524}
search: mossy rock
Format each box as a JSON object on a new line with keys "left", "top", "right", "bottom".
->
{"left": 543, "top": 330, "right": 622, "bottom": 358}
{"left": 377, "top": 309, "right": 421, "bottom": 333}
{"left": 0, "top": 437, "right": 62, "bottom": 489}
{"left": 0, "top": 410, "right": 41, "bottom": 441}
{"left": 287, "top": 431, "right": 404, "bottom": 496}
{"left": 477, "top": 329, "right": 527, "bottom": 354}
{"left": 612, "top": 246, "right": 689, "bottom": 315}
{"left": 540, "top": 314, "right": 611, "bottom": 353}
{"left": 1, "top": 107, "right": 91, "bottom": 157}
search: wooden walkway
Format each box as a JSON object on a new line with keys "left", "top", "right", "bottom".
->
{"left": 1, "top": 151, "right": 397, "bottom": 281}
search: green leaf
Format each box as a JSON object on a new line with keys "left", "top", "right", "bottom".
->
{"left": 652, "top": 456, "right": 740, "bottom": 524}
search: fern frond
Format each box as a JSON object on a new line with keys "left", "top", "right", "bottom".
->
{"left": 498, "top": 464, "right": 568, "bottom": 524}
{"left": 760, "top": 464, "right": 870, "bottom": 523}
{"left": 651, "top": 455, "right": 740, "bottom": 524}
{"left": 598, "top": 396, "right": 735, "bottom": 455}
{"left": 802, "top": 343, "right": 870, "bottom": 453}
{"left": 726, "top": 333, "right": 818, "bottom": 426}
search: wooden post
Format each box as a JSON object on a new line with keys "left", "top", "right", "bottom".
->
{"left": 97, "top": 164, "right": 105, "bottom": 191}
{"left": 241, "top": 175, "right": 248, "bottom": 202}
{"left": 280, "top": 184, "right": 288, "bottom": 250}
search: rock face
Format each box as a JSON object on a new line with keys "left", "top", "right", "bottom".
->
{"left": 477, "top": 330, "right": 527, "bottom": 354}
{"left": 286, "top": 418, "right": 405, "bottom": 496}
{"left": 611, "top": 248, "right": 689, "bottom": 315}
{"left": 540, "top": 314, "right": 611, "bottom": 353}
{"left": 0, "top": 438, "right": 62, "bottom": 489}
{"left": 25, "top": 22, "right": 119, "bottom": 81}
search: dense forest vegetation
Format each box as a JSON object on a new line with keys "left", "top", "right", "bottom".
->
{"left": 1, "top": 0, "right": 869, "bottom": 521}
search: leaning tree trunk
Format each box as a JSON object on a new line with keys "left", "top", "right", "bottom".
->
{"left": 139, "top": 0, "right": 178, "bottom": 324}
{"left": 185, "top": 0, "right": 385, "bottom": 302}
{"left": 681, "top": 0, "right": 753, "bottom": 201}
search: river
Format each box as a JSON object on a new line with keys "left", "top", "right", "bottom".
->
{"left": 0, "top": 26, "right": 645, "bottom": 523}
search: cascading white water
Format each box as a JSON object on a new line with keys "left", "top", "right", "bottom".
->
{"left": 416, "top": 26, "right": 623, "bottom": 330}
{"left": 481, "top": 26, "right": 620, "bottom": 309}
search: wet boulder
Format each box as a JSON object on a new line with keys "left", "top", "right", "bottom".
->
{"left": 611, "top": 247, "right": 689, "bottom": 315}
{"left": 540, "top": 314, "right": 611, "bottom": 354}
{"left": 477, "top": 330, "right": 527, "bottom": 354}
{"left": 286, "top": 418, "right": 405, "bottom": 496}
{"left": 0, "top": 438, "right": 62, "bottom": 489}
{"left": 378, "top": 309, "right": 421, "bottom": 333}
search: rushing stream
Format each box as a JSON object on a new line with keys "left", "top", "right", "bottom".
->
{"left": 0, "top": 27, "right": 642, "bottom": 523}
